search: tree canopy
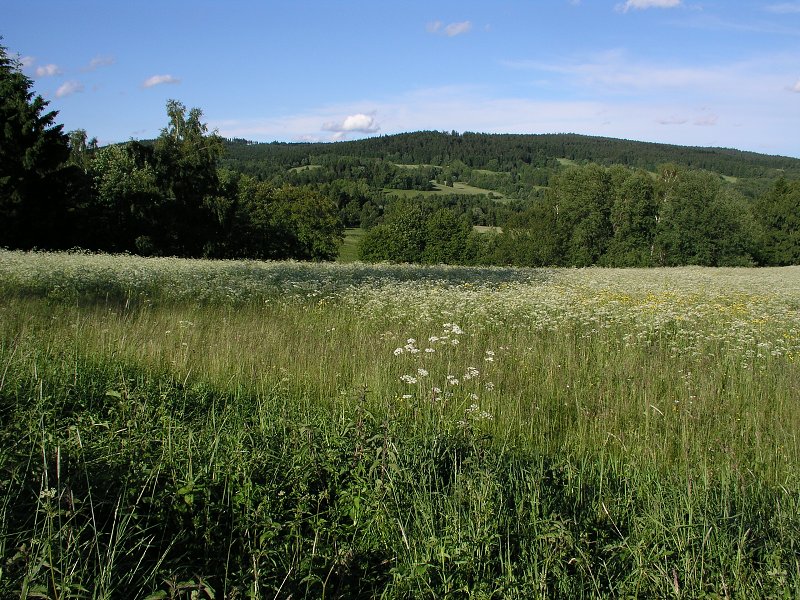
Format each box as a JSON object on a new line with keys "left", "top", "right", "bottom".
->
{"left": 0, "top": 43, "right": 73, "bottom": 249}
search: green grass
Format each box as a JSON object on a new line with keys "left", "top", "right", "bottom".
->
{"left": 288, "top": 164, "right": 322, "bottom": 173}
{"left": 1, "top": 251, "right": 799, "bottom": 598}
{"left": 383, "top": 181, "right": 508, "bottom": 200}
{"left": 337, "top": 228, "right": 366, "bottom": 262}
{"left": 472, "top": 225, "right": 502, "bottom": 234}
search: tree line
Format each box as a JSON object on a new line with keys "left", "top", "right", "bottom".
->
{"left": 223, "top": 131, "right": 800, "bottom": 184}
{"left": 359, "top": 164, "right": 800, "bottom": 268}
{"left": 2, "top": 39, "right": 798, "bottom": 267}
{"left": 0, "top": 44, "right": 342, "bottom": 260}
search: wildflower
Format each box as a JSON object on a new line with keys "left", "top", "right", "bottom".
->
{"left": 400, "top": 374, "right": 418, "bottom": 384}
{"left": 393, "top": 347, "right": 404, "bottom": 356}
{"left": 417, "top": 368, "right": 429, "bottom": 377}
{"left": 465, "top": 403, "right": 494, "bottom": 422}
{"left": 402, "top": 394, "right": 413, "bottom": 399}
{"left": 425, "top": 347, "right": 436, "bottom": 353}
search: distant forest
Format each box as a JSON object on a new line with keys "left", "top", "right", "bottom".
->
{"left": 220, "top": 132, "right": 800, "bottom": 267}
{"left": 3, "top": 41, "right": 799, "bottom": 267}
{"left": 222, "top": 131, "right": 800, "bottom": 187}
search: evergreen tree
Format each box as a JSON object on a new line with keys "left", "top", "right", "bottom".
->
{"left": 0, "top": 42, "right": 72, "bottom": 249}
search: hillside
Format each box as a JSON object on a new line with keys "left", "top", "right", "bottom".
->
{"left": 221, "top": 131, "right": 800, "bottom": 183}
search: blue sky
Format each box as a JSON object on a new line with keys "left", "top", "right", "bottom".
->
{"left": 4, "top": 0, "right": 800, "bottom": 157}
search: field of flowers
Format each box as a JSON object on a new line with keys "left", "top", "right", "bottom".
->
{"left": 0, "top": 250, "right": 798, "bottom": 598}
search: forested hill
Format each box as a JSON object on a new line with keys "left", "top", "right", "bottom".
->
{"left": 222, "top": 131, "right": 800, "bottom": 180}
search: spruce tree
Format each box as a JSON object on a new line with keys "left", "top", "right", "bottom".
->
{"left": 0, "top": 42, "right": 72, "bottom": 248}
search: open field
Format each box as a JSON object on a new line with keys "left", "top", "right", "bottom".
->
{"left": 383, "top": 181, "right": 508, "bottom": 200}
{"left": 1, "top": 251, "right": 799, "bottom": 598}
{"left": 337, "top": 228, "right": 366, "bottom": 263}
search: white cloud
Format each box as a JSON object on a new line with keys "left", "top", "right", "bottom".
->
{"left": 36, "top": 64, "right": 61, "bottom": 77}
{"left": 765, "top": 2, "right": 800, "bottom": 13}
{"left": 19, "top": 56, "right": 35, "bottom": 68}
{"left": 503, "top": 50, "right": 796, "bottom": 101}
{"left": 694, "top": 113, "right": 718, "bottom": 126}
{"left": 85, "top": 55, "right": 115, "bottom": 71}
{"left": 792, "top": 80, "right": 800, "bottom": 92}
{"left": 322, "top": 113, "right": 380, "bottom": 134}
{"left": 426, "top": 21, "right": 442, "bottom": 33}
{"left": 142, "top": 74, "right": 180, "bottom": 88}
{"left": 427, "top": 20, "right": 472, "bottom": 37}
{"left": 444, "top": 21, "right": 472, "bottom": 36}
{"left": 55, "top": 80, "right": 84, "bottom": 98}
{"left": 618, "top": 0, "right": 681, "bottom": 12}
{"left": 658, "top": 116, "right": 689, "bottom": 125}
{"left": 210, "top": 77, "right": 800, "bottom": 156}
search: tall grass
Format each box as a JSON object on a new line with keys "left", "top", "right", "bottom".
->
{"left": 0, "top": 250, "right": 798, "bottom": 598}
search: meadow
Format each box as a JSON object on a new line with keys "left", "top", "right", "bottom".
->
{"left": 383, "top": 181, "right": 508, "bottom": 200}
{"left": 0, "top": 250, "right": 798, "bottom": 599}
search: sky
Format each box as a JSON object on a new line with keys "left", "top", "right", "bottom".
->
{"left": 4, "top": 0, "right": 800, "bottom": 157}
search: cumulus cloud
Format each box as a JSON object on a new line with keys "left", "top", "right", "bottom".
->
{"left": 618, "top": 0, "right": 681, "bottom": 12}
{"left": 36, "top": 64, "right": 62, "bottom": 77}
{"left": 85, "top": 55, "right": 115, "bottom": 71}
{"left": 55, "top": 80, "right": 84, "bottom": 98}
{"left": 322, "top": 113, "right": 380, "bottom": 134}
{"left": 792, "top": 79, "right": 800, "bottom": 92}
{"left": 19, "top": 56, "right": 35, "bottom": 68}
{"left": 142, "top": 74, "right": 181, "bottom": 88}
{"left": 427, "top": 20, "right": 472, "bottom": 36}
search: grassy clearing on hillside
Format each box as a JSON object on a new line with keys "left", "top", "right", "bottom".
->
{"left": 384, "top": 181, "right": 508, "bottom": 200}
{"left": 337, "top": 228, "right": 366, "bottom": 262}
{"left": 1, "top": 251, "right": 799, "bottom": 598}
{"left": 288, "top": 164, "right": 322, "bottom": 173}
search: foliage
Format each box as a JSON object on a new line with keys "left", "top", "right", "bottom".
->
{"left": 360, "top": 199, "right": 475, "bottom": 264}
{"left": 222, "top": 130, "right": 800, "bottom": 182}
{"left": 654, "top": 169, "right": 757, "bottom": 266}
{"left": 755, "top": 177, "right": 800, "bottom": 265}
{"left": 0, "top": 43, "right": 73, "bottom": 249}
